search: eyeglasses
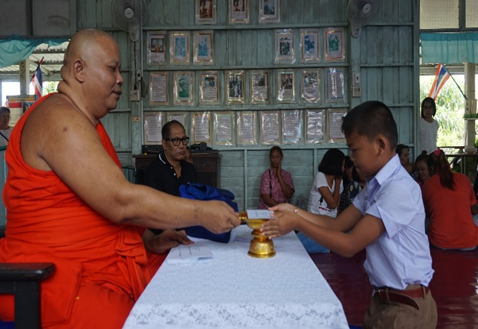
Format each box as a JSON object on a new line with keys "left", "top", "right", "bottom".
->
{"left": 165, "top": 137, "right": 189, "bottom": 146}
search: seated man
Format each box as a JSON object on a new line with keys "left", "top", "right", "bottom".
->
{"left": 144, "top": 120, "right": 196, "bottom": 236}
{"left": 0, "top": 29, "right": 240, "bottom": 328}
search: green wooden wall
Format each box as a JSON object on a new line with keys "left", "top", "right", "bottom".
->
{"left": 75, "top": 0, "right": 419, "bottom": 210}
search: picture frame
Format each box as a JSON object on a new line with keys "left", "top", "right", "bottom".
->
{"left": 229, "top": 0, "right": 249, "bottom": 23}
{"left": 149, "top": 72, "right": 169, "bottom": 106}
{"left": 275, "top": 29, "right": 295, "bottom": 64}
{"left": 174, "top": 72, "right": 194, "bottom": 105}
{"left": 325, "top": 28, "right": 344, "bottom": 61}
{"left": 305, "top": 109, "right": 325, "bottom": 144}
{"left": 301, "top": 69, "right": 320, "bottom": 104}
{"left": 251, "top": 70, "right": 270, "bottom": 104}
{"left": 192, "top": 111, "right": 212, "bottom": 144}
{"left": 260, "top": 111, "right": 281, "bottom": 145}
{"left": 170, "top": 32, "right": 190, "bottom": 64}
{"left": 300, "top": 29, "right": 319, "bottom": 62}
{"left": 226, "top": 70, "right": 245, "bottom": 104}
{"left": 259, "top": 0, "right": 279, "bottom": 23}
{"left": 144, "top": 112, "right": 165, "bottom": 145}
{"left": 276, "top": 70, "right": 295, "bottom": 103}
{"left": 196, "top": 0, "right": 216, "bottom": 25}
{"left": 147, "top": 31, "right": 167, "bottom": 65}
{"left": 326, "top": 67, "right": 345, "bottom": 102}
{"left": 282, "top": 110, "right": 302, "bottom": 145}
{"left": 194, "top": 30, "right": 214, "bottom": 64}
{"left": 327, "top": 109, "right": 347, "bottom": 143}
{"left": 167, "top": 112, "right": 189, "bottom": 133}
{"left": 199, "top": 71, "right": 220, "bottom": 105}
{"left": 237, "top": 111, "right": 258, "bottom": 146}
{"left": 213, "top": 111, "right": 235, "bottom": 146}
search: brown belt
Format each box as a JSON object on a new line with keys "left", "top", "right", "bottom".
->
{"left": 374, "top": 285, "right": 430, "bottom": 310}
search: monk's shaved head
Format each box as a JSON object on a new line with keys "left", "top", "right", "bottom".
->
{"left": 61, "top": 29, "right": 118, "bottom": 80}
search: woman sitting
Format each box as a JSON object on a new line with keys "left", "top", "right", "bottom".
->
{"left": 414, "top": 151, "right": 430, "bottom": 189}
{"left": 422, "top": 149, "right": 478, "bottom": 250}
{"left": 396, "top": 144, "right": 415, "bottom": 174}
{"left": 300, "top": 148, "right": 344, "bottom": 253}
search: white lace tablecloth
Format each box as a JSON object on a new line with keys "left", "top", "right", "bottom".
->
{"left": 123, "top": 225, "right": 349, "bottom": 329}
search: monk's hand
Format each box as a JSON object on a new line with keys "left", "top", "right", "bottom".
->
{"left": 199, "top": 200, "right": 240, "bottom": 234}
{"left": 261, "top": 210, "right": 298, "bottom": 239}
{"left": 146, "top": 229, "right": 194, "bottom": 254}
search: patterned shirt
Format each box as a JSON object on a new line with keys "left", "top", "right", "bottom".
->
{"left": 258, "top": 167, "right": 294, "bottom": 209}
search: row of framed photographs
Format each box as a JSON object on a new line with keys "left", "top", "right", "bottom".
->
{"left": 195, "top": 0, "right": 279, "bottom": 25}
{"left": 146, "top": 28, "right": 345, "bottom": 66}
{"left": 148, "top": 68, "right": 346, "bottom": 107}
{"left": 143, "top": 108, "right": 347, "bottom": 147}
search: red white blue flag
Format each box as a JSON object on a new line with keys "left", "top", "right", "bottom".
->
{"left": 31, "top": 57, "right": 43, "bottom": 99}
{"left": 428, "top": 63, "right": 450, "bottom": 100}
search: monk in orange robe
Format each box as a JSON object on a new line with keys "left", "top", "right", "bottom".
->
{"left": 0, "top": 29, "right": 240, "bottom": 328}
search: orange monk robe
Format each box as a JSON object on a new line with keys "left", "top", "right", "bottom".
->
{"left": 0, "top": 94, "right": 166, "bottom": 328}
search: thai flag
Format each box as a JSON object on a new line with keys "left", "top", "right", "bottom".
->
{"left": 32, "top": 65, "right": 43, "bottom": 99}
{"left": 428, "top": 63, "right": 450, "bottom": 100}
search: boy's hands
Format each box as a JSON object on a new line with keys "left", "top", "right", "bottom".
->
{"left": 261, "top": 205, "right": 300, "bottom": 238}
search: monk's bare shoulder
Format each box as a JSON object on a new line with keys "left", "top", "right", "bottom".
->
{"left": 21, "top": 93, "right": 98, "bottom": 171}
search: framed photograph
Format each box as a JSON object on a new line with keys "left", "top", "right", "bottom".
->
{"left": 259, "top": 0, "right": 279, "bottom": 23}
{"left": 144, "top": 112, "right": 165, "bottom": 145}
{"left": 260, "top": 111, "right": 281, "bottom": 145}
{"left": 301, "top": 69, "right": 320, "bottom": 103}
{"left": 199, "top": 71, "right": 219, "bottom": 105}
{"left": 251, "top": 70, "right": 269, "bottom": 104}
{"left": 167, "top": 112, "right": 189, "bottom": 133}
{"left": 147, "top": 31, "right": 167, "bottom": 65}
{"left": 170, "top": 32, "right": 190, "bottom": 64}
{"left": 226, "top": 70, "right": 245, "bottom": 104}
{"left": 282, "top": 110, "right": 302, "bottom": 145}
{"left": 328, "top": 109, "right": 347, "bottom": 143}
{"left": 194, "top": 31, "right": 214, "bottom": 64}
{"left": 276, "top": 70, "right": 295, "bottom": 103}
{"left": 214, "top": 111, "right": 235, "bottom": 146}
{"left": 174, "top": 72, "right": 194, "bottom": 105}
{"left": 325, "top": 28, "right": 344, "bottom": 61}
{"left": 149, "top": 72, "right": 169, "bottom": 106}
{"left": 192, "top": 112, "right": 211, "bottom": 144}
{"left": 300, "top": 29, "right": 319, "bottom": 62}
{"left": 196, "top": 0, "right": 216, "bottom": 25}
{"left": 305, "top": 109, "right": 325, "bottom": 144}
{"left": 229, "top": 0, "right": 249, "bottom": 23}
{"left": 237, "top": 111, "right": 257, "bottom": 146}
{"left": 275, "top": 29, "right": 295, "bottom": 64}
{"left": 326, "top": 67, "right": 345, "bottom": 102}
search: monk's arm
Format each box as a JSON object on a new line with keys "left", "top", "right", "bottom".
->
{"left": 22, "top": 103, "right": 239, "bottom": 233}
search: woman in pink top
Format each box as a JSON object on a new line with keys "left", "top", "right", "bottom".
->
{"left": 258, "top": 146, "right": 295, "bottom": 209}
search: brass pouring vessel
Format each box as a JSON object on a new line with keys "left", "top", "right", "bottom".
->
{"left": 239, "top": 211, "right": 276, "bottom": 258}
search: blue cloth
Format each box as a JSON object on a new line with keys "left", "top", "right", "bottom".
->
{"left": 353, "top": 154, "right": 434, "bottom": 290}
{"left": 179, "top": 183, "right": 238, "bottom": 243}
{"left": 297, "top": 232, "right": 330, "bottom": 253}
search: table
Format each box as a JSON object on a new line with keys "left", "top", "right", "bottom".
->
{"left": 123, "top": 225, "right": 349, "bottom": 329}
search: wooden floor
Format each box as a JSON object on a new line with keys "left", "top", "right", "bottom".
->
{"left": 311, "top": 247, "right": 478, "bottom": 329}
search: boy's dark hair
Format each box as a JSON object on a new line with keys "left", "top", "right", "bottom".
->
{"left": 421, "top": 97, "right": 437, "bottom": 118}
{"left": 162, "top": 120, "right": 185, "bottom": 139}
{"left": 318, "top": 148, "right": 345, "bottom": 176}
{"left": 396, "top": 144, "right": 409, "bottom": 156}
{"left": 341, "top": 101, "right": 398, "bottom": 150}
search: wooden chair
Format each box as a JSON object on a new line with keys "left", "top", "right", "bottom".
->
{"left": 0, "top": 225, "right": 55, "bottom": 329}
